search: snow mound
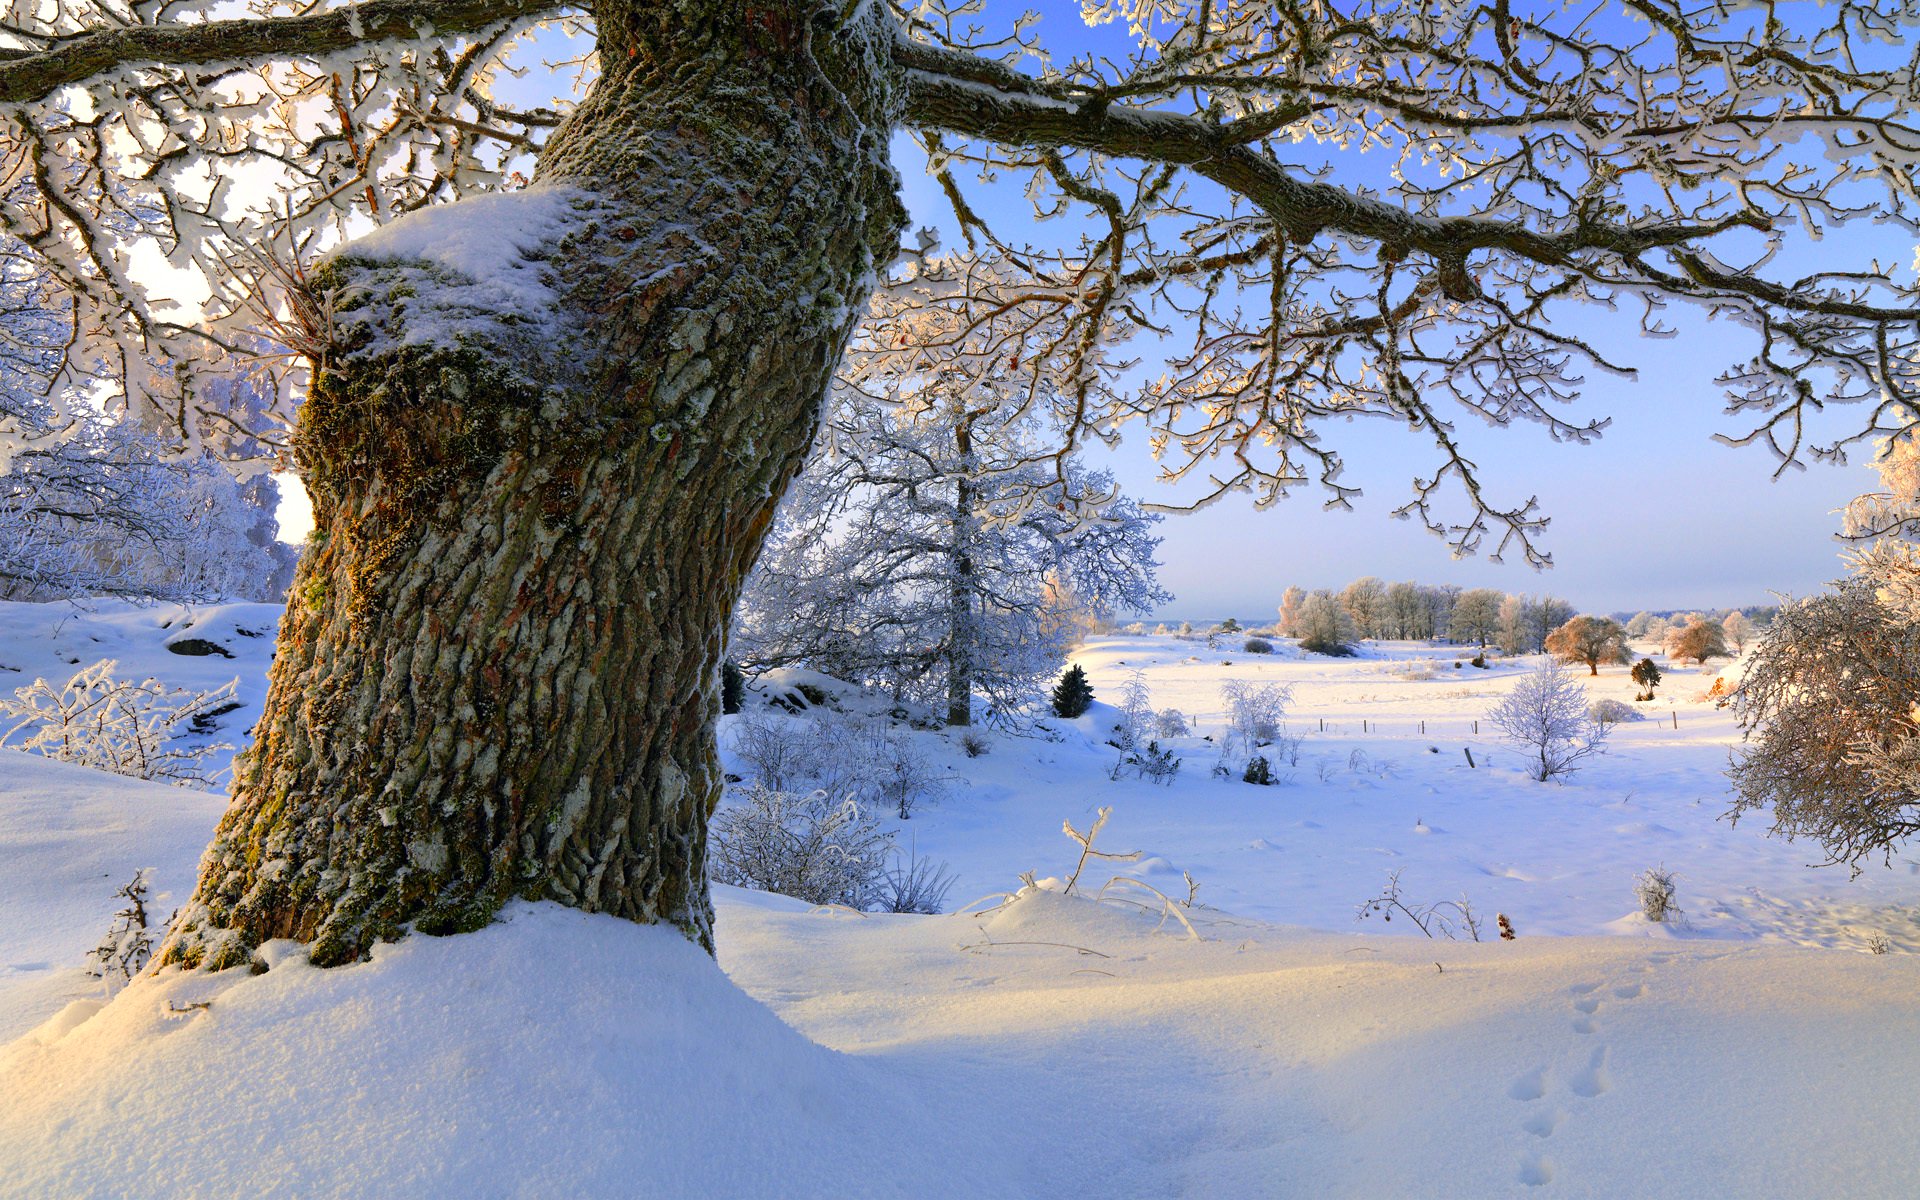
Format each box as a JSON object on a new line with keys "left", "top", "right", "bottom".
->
{"left": 0, "top": 902, "right": 1017, "bottom": 1200}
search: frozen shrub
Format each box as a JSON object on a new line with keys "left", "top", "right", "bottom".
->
{"left": 1153, "top": 708, "right": 1189, "bottom": 738}
{"left": 1487, "top": 659, "right": 1608, "bottom": 781}
{"left": 0, "top": 659, "right": 236, "bottom": 788}
{"left": 878, "top": 845, "right": 956, "bottom": 914}
{"left": 726, "top": 708, "right": 812, "bottom": 792}
{"left": 1050, "top": 664, "right": 1094, "bottom": 718}
{"left": 1867, "top": 932, "right": 1892, "bottom": 956}
{"left": 709, "top": 783, "right": 891, "bottom": 908}
{"left": 1126, "top": 740, "right": 1182, "bottom": 784}
{"left": 1221, "top": 679, "right": 1291, "bottom": 746}
{"left": 959, "top": 730, "right": 990, "bottom": 758}
{"left": 1243, "top": 755, "right": 1273, "bottom": 785}
{"left": 1588, "top": 698, "right": 1644, "bottom": 730}
{"left": 1243, "top": 637, "right": 1274, "bottom": 654}
{"left": 1633, "top": 866, "right": 1681, "bottom": 923}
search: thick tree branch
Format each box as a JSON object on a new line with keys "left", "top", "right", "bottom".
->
{"left": 0, "top": 0, "right": 567, "bottom": 104}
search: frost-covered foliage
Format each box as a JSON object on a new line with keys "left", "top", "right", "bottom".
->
{"left": 1634, "top": 866, "right": 1682, "bottom": 924}
{"left": 88, "top": 870, "right": 157, "bottom": 987}
{"left": 727, "top": 709, "right": 948, "bottom": 820}
{"left": 1728, "top": 574, "right": 1920, "bottom": 870}
{"left": 708, "top": 784, "right": 892, "bottom": 909}
{"left": 1487, "top": 660, "right": 1608, "bottom": 781}
{"left": 1722, "top": 612, "right": 1756, "bottom": 653}
{"left": 1545, "top": 615, "right": 1631, "bottom": 675}
{"left": 1665, "top": 618, "right": 1732, "bottom": 665}
{"left": 1220, "top": 680, "right": 1297, "bottom": 773}
{"left": 0, "top": 659, "right": 236, "bottom": 787}
{"left": 1448, "top": 588, "right": 1504, "bottom": 647}
{"left": 1295, "top": 591, "right": 1357, "bottom": 656}
{"left": 733, "top": 320, "right": 1168, "bottom": 725}
{"left": 1588, "top": 698, "right": 1644, "bottom": 730}
{"left": 877, "top": 846, "right": 956, "bottom": 915}
{"left": 1497, "top": 595, "right": 1576, "bottom": 656}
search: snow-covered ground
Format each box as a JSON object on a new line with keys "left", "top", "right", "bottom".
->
{"left": 3, "top": 604, "right": 1919, "bottom": 1197}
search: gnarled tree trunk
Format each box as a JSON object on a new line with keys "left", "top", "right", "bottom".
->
{"left": 163, "top": 0, "right": 905, "bottom": 969}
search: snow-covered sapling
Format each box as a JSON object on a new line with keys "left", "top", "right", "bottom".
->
{"left": 1356, "top": 870, "right": 1483, "bottom": 941}
{"left": 1633, "top": 866, "right": 1682, "bottom": 924}
{"left": 1061, "top": 806, "right": 1142, "bottom": 896}
{"left": 88, "top": 870, "right": 157, "bottom": 987}
{"left": 1486, "top": 659, "right": 1609, "bottom": 781}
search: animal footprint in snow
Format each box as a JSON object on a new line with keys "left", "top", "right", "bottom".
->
{"left": 1571, "top": 1016, "right": 1597, "bottom": 1035}
{"left": 1568, "top": 981, "right": 1602, "bottom": 995}
{"left": 1523, "top": 1110, "right": 1564, "bottom": 1139}
{"left": 1508, "top": 1068, "right": 1548, "bottom": 1101}
{"left": 1569, "top": 1047, "right": 1611, "bottom": 1098}
{"left": 1572, "top": 995, "right": 1601, "bottom": 1015}
{"left": 1613, "top": 982, "right": 1644, "bottom": 999}
{"left": 1518, "top": 1156, "right": 1556, "bottom": 1187}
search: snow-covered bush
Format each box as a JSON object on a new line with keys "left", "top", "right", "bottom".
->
{"left": 708, "top": 784, "right": 892, "bottom": 909}
{"left": 87, "top": 870, "right": 157, "bottom": 987}
{"left": 731, "top": 709, "right": 947, "bottom": 820}
{"left": 1633, "top": 866, "right": 1681, "bottom": 923}
{"left": 1153, "top": 708, "right": 1189, "bottom": 738}
{"left": 1486, "top": 659, "right": 1608, "bottom": 781}
{"left": 1588, "top": 698, "right": 1644, "bottom": 730}
{"left": 1243, "top": 637, "right": 1274, "bottom": 654}
{"left": 0, "top": 659, "right": 236, "bottom": 787}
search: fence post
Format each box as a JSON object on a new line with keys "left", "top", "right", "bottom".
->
{"left": 1672, "top": 711, "right": 1678, "bottom": 730}
{"left": 1464, "top": 748, "right": 1476, "bottom": 769}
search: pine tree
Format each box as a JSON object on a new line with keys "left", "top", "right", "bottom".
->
{"left": 1051, "top": 665, "right": 1095, "bottom": 719}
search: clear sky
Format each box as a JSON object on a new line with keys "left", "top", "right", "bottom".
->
{"left": 275, "top": 1, "right": 1896, "bottom": 621}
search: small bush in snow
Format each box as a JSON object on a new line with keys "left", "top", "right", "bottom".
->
{"left": 1243, "top": 755, "right": 1273, "bottom": 785}
{"left": 1867, "top": 931, "right": 1892, "bottom": 955}
{"left": 708, "top": 783, "right": 891, "bottom": 909}
{"left": 1588, "top": 698, "right": 1644, "bottom": 730}
{"left": 1631, "top": 657, "right": 1663, "bottom": 701}
{"left": 726, "top": 708, "right": 812, "bottom": 792}
{"left": 1050, "top": 664, "right": 1094, "bottom": 718}
{"left": 878, "top": 845, "right": 956, "bottom": 914}
{"left": 1486, "top": 659, "right": 1609, "bottom": 781}
{"left": 0, "top": 659, "right": 236, "bottom": 788}
{"left": 1125, "top": 740, "right": 1181, "bottom": 784}
{"left": 721, "top": 660, "right": 744, "bottom": 715}
{"left": 1242, "top": 637, "right": 1274, "bottom": 654}
{"left": 1153, "top": 708, "right": 1189, "bottom": 738}
{"left": 959, "top": 730, "right": 991, "bottom": 758}
{"left": 1633, "top": 866, "right": 1681, "bottom": 924}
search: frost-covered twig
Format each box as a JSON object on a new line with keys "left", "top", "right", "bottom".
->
{"left": 1061, "top": 805, "right": 1141, "bottom": 896}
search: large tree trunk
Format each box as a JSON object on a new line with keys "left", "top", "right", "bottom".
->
{"left": 162, "top": 0, "right": 905, "bottom": 969}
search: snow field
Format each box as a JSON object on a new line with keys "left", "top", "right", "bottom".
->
{"left": 4, "top": 606, "right": 1920, "bottom": 1196}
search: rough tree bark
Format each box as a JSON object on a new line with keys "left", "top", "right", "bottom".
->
{"left": 162, "top": 0, "right": 905, "bottom": 968}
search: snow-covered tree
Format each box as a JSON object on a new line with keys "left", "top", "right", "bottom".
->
{"left": 1722, "top": 611, "right": 1755, "bottom": 654}
{"left": 734, "top": 375, "right": 1168, "bottom": 727}
{"left": 9, "top": 0, "right": 1910, "bottom": 966}
{"left": 1544, "top": 616, "right": 1632, "bottom": 676}
{"left": 1276, "top": 586, "right": 1307, "bottom": 639}
{"left": 1625, "top": 612, "right": 1655, "bottom": 639}
{"left": 1448, "top": 589, "right": 1504, "bottom": 648}
{"left": 1730, "top": 431, "right": 1920, "bottom": 869}
{"left": 1296, "top": 591, "right": 1358, "bottom": 656}
{"left": 1665, "top": 618, "right": 1732, "bottom": 666}
{"left": 1488, "top": 659, "right": 1609, "bottom": 781}
{"left": 1339, "top": 577, "right": 1388, "bottom": 640}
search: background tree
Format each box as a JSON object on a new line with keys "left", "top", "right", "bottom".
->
{"left": 732, "top": 268, "right": 1168, "bottom": 727}
{"left": 1296, "top": 591, "right": 1358, "bottom": 657}
{"left": 1276, "top": 586, "right": 1307, "bottom": 639}
{"left": 1631, "top": 658, "right": 1663, "bottom": 701}
{"left": 4, "top": 0, "right": 1913, "bottom": 966}
{"left": 1339, "top": 577, "right": 1388, "bottom": 641}
{"left": 1665, "top": 618, "right": 1732, "bottom": 666}
{"left": 1545, "top": 616, "right": 1632, "bottom": 676}
{"left": 1448, "top": 589, "right": 1504, "bottom": 649}
{"left": 1625, "top": 612, "right": 1656, "bottom": 639}
{"left": 1722, "top": 612, "right": 1756, "bottom": 654}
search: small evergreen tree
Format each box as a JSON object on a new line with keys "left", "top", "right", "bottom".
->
{"left": 1631, "top": 658, "right": 1663, "bottom": 701}
{"left": 1051, "top": 664, "right": 1095, "bottom": 718}
{"left": 1218, "top": 617, "right": 1241, "bottom": 633}
{"left": 721, "top": 660, "right": 745, "bottom": 716}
